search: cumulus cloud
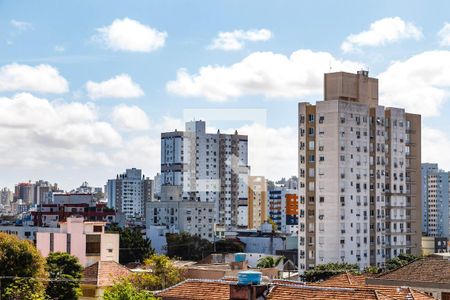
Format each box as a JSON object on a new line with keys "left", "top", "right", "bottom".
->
{"left": 10, "top": 19, "right": 33, "bottom": 31}
{"left": 167, "top": 49, "right": 361, "bottom": 101}
{"left": 0, "top": 63, "right": 69, "bottom": 94}
{"left": 422, "top": 127, "right": 450, "bottom": 171}
{"left": 86, "top": 74, "right": 144, "bottom": 100}
{"left": 0, "top": 93, "right": 122, "bottom": 168}
{"left": 378, "top": 50, "right": 450, "bottom": 117}
{"left": 438, "top": 23, "right": 450, "bottom": 46}
{"left": 208, "top": 29, "right": 272, "bottom": 51}
{"left": 93, "top": 18, "right": 167, "bottom": 52}
{"left": 341, "top": 17, "right": 422, "bottom": 53}
{"left": 112, "top": 104, "right": 151, "bottom": 131}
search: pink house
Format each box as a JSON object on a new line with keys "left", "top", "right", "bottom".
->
{"left": 36, "top": 216, "right": 119, "bottom": 267}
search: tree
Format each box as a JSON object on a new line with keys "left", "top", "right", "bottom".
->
{"left": 303, "top": 262, "right": 360, "bottom": 282}
{"left": 130, "top": 254, "right": 184, "bottom": 290}
{"left": 256, "top": 256, "right": 284, "bottom": 268}
{"left": 267, "top": 218, "right": 278, "bottom": 232}
{"left": 0, "top": 232, "right": 47, "bottom": 300}
{"left": 166, "top": 232, "right": 213, "bottom": 261}
{"left": 107, "top": 225, "right": 154, "bottom": 265}
{"left": 385, "top": 253, "right": 418, "bottom": 271}
{"left": 103, "top": 279, "right": 157, "bottom": 300}
{"left": 214, "top": 239, "right": 245, "bottom": 253}
{"left": 45, "top": 252, "right": 83, "bottom": 300}
{"left": 364, "top": 265, "right": 382, "bottom": 275}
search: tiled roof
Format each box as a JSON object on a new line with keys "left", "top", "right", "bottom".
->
{"left": 82, "top": 261, "right": 132, "bottom": 287}
{"left": 313, "top": 272, "right": 435, "bottom": 300}
{"left": 266, "top": 285, "right": 387, "bottom": 300}
{"left": 155, "top": 279, "right": 231, "bottom": 300}
{"left": 373, "top": 256, "right": 450, "bottom": 284}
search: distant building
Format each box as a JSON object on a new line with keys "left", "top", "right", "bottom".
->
{"left": 248, "top": 176, "right": 267, "bottom": 229}
{"left": 106, "top": 168, "right": 153, "bottom": 221}
{"left": 0, "top": 187, "right": 13, "bottom": 205}
{"left": 14, "top": 182, "right": 33, "bottom": 203}
{"left": 421, "top": 163, "right": 449, "bottom": 237}
{"left": 53, "top": 193, "right": 96, "bottom": 205}
{"left": 268, "top": 188, "right": 298, "bottom": 234}
{"left": 31, "top": 203, "right": 116, "bottom": 227}
{"left": 73, "top": 181, "right": 103, "bottom": 194}
{"left": 421, "top": 236, "right": 449, "bottom": 256}
{"left": 148, "top": 120, "right": 250, "bottom": 241}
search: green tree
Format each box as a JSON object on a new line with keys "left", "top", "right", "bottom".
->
{"left": 130, "top": 254, "right": 184, "bottom": 290}
{"left": 0, "top": 232, "right": 47, "bottom": 300}
{"left": 166, "top": 232, "right": 213, "bottom": 261}
{"left": 107, "top": 225, "right": 154, "bottom": 265}
{"left": 256, "top": 256, "right": 284, "bottom": 268}
{"left": 364, "top": 265, "right": 381, "bottom": 275}
{"left": 103, "top": 279, "right": 157, "bottom": 300}
{"left": 385, "top": 253, "right": 418, "bottom": 271}
{"left": 45, "top": 252, "right": 83, "bottom": 300}
{"left": 214, "top": 239, "right": 245, "bottom": 253}
{"left": 303, "top": 262, "right": 360, "bottom": 282}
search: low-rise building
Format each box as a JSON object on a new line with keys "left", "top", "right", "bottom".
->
{"left": 422, "top": 236, "right": 449, "bottom": 256}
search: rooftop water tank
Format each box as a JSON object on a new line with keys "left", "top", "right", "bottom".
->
{"left": 238, "top": 271, "right": 262, "bottom": 285}
{"left": 234, "top": 253, "right": 246, "bottom": 263}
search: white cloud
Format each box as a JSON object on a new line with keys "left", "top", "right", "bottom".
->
{"left": 167, "top": 49, "right": 361, "bottom": 101}
{"left": 0, "top": 93, "right": 122, "bottom": 168}
{"left": 341, "top": 17, "right": 422, "bottom": 53}
{"left": 422, "top": 127, "right": 450, "bottom": 171}
{"left": 378, "top": 50, "right": 450, "bottom": 117}
{"left": 209, "top": 29, "right": 272, "bottom": 51}
{"left": 0, "top": 63, "right": 69, "bottom": 94}
{"left": 93, "top": 18, "right": 167, "bottom": 52}
{"left": 438, "top": 23, "right": 450, "bottom": 46}
{"left": 86, "top": 74, "right": 144, "bottom": 100}
{"left": 10, "top": 19, "right": 33, "bottom": 31}
{"left": 112, "top": 105, "right": 151, "bottom": 131}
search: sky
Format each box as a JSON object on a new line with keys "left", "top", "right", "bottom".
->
{"left": 1, "top": 0, "right": 450, "bottom": 190}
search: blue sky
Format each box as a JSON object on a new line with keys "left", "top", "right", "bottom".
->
{"left": 1, "top": 0, "right": 450, "bottom": 190}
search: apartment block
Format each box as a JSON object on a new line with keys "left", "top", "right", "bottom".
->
{"left": 268, "top": 188, "right": 299, "bottom": 234}
{"left": 106, "top": 168, "right": 153, "bottom": 221}
{"left": 298, "top": 71, "right": 421, "bottom": 272}
{"left": 248, "top": 176, "right": 267, "bottom": 229}
{"left": 421, "top": 163, "right": 449, "bottom": 238}
{"left": 148, "top": 120, "right": 249, "bottom": 241}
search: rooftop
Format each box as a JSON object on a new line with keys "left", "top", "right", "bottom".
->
{"left": 82, "top": 261, "right": 131, "bottom": 287}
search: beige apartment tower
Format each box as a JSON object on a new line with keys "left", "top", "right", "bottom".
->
{"left": 248, "top": 176, "right": 267, "bottom": 229}
{"left": 298, "top": 71, "right": 421, "bottom": 272}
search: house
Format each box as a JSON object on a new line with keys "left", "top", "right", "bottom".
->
{"left": 80, "top": 261, "right": 132, "bottom": 299}
{"left": 367, "top": 254, "right": 450, "bottom": 299}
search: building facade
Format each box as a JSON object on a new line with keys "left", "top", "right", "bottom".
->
{"left": 148, "top": 120, "right": 250, "bottom": 241}
{"left": 268, "top": 187, "right": 298, "bottom": 234}
{"left": 298, "top": 71, "right": 421, "bottom": 272}
{"left": 421, "top": 163, "right": 450, "bottom": 238}
{"left": 248, "top": 176, "right": 267, "bottom": 229}
{"left": 106, "top": 168, "right": 153, "bottom": 221}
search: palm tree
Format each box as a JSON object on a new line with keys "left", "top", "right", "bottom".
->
{"left": 256, "top": 256, "right": 284, "bottom": 268}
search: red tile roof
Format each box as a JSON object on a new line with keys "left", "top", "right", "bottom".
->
{"left": 156, "top": 279, "right": 231, "bottom": 300}
{"left": 82, "top": 261, "right": 131, "bottom": 287}
{"left": 266, "top": 285, "right": 388, "bottom": 300}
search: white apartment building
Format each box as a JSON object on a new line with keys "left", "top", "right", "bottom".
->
{"left": 298, "top": 71, "right": 421, "bottom": 272}
{"left": 148, "top": 120, "right": 250, "bottom": 241}
{"left": 106, "top": 168, "right": 153, "bottom": 221}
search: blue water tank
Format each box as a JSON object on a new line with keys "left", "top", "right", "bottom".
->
{"left": 238, "top": 271, "right": 262, "bottom": 285}
{"left": 234, "top": 253, "right": 246, "bottom": 262}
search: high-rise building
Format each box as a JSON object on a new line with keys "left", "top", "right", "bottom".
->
{"left": 14, "top": 182, "right": 34, "bottom": 203}
{"left": 34, "top": 180, "right": 58, "bottom": 204}
{"left": 298, "top": 71, "right": 421, "bottom": 271}
{"left": 148, "top": 120, "right": 250, "bottom": 240}
{"left": 268, "top": 187, "right": 298, "bottom": 234}
{"left": 421, "top": 163, "right": 449, "bottom": 238}
{"left": 0, "top": 187, "right": 13, "bottom": 205}
{"left": 248, "top": 176, "right": 267, "bottom": 229}
{"left": 106, "top": 168, "right": 153, "bottom": 221}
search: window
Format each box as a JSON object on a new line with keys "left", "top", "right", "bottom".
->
{"left": 319, "top": 197, "right": 325, "bottom": 203}
{"left": 308, "top": 127, "right": 314, "bottom": 136}
{"left": 86, "top": 235, "right": 101, "bottom": 256}
{"left": 93, "top": 225, "right": 103, "bottom": 233}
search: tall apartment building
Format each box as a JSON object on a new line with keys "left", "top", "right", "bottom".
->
{"left": 106, "top": 168, "right": 153, "bottom": 221}
{"left": 268, "top": 187, "right": 299, "bottom": 234}
{"left": 421, "top": 163, "right": 449, "bottom": 237}
{"left": 298, "top": 71, "right": 421, "bottom": 271}
{"left": 14, "top": 182, "right": 33, "bottom": 203}
{"left": 0, "top": 187, "right": 13, "bottom": 205}
{"left": 148, "top": 120, "right": 249, "bottom": 240}
{"left": 248, "top": 176, "right": 267, "bottom": 229}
